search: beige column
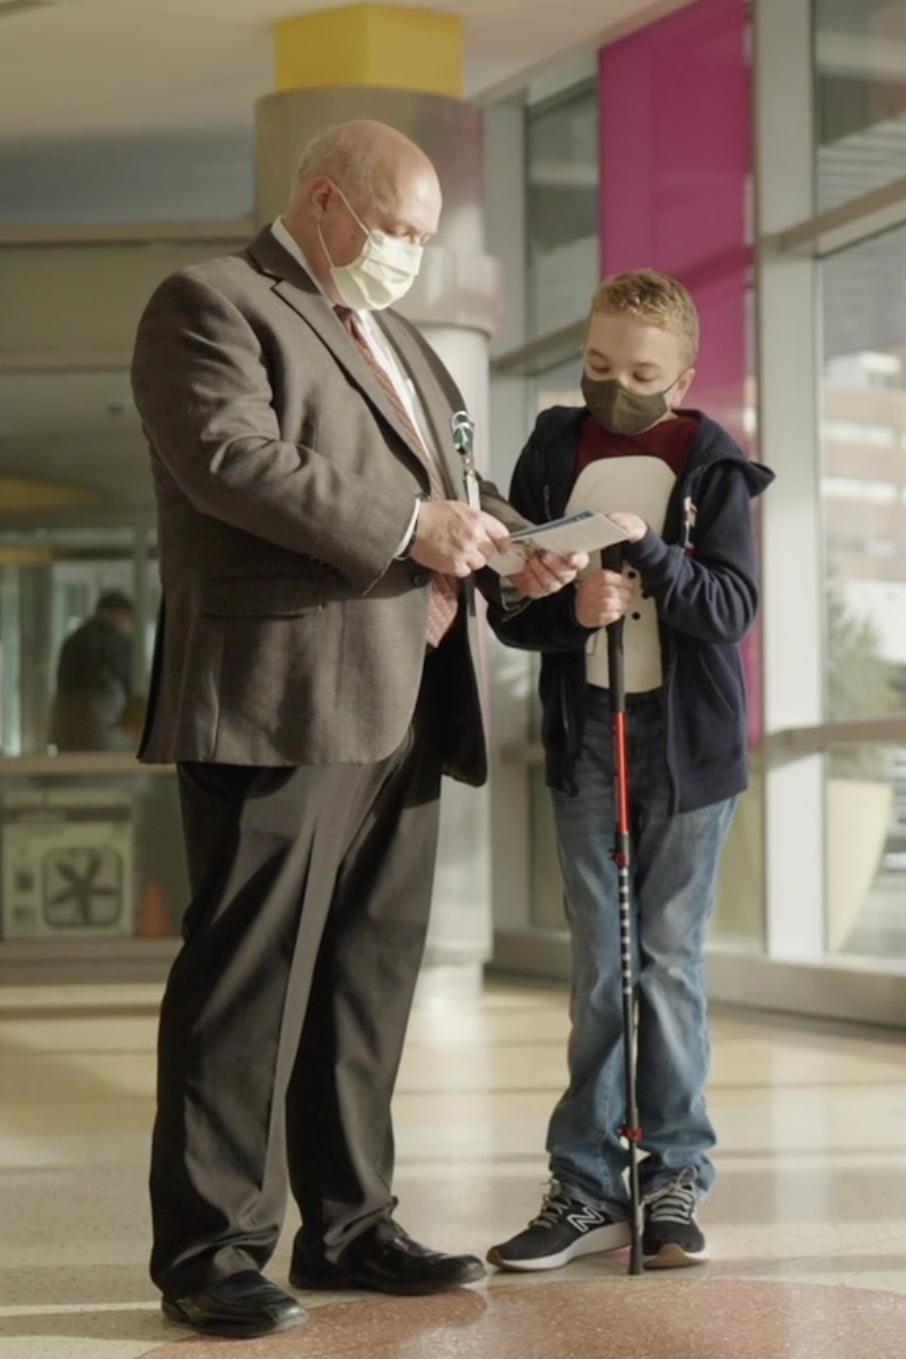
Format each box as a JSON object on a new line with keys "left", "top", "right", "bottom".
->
{"left": 255, "top": 8, "right": 501, "bottom": 990}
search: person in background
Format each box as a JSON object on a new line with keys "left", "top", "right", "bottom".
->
{"left": 50, "top": 590, "right": 135, "bottom": 752}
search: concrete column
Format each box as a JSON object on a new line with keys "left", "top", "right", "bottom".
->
{"left": 254, "top": 8, "right": 500, "bottom": 985}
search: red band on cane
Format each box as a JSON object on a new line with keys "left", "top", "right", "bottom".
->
{"left": 613, "top": 713, "right": 630, "bottom": 832}
{"left": 621, "top": 1124, "right": 643, "bottom": 1144}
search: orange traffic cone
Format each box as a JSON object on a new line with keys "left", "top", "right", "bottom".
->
{"left": 136, "top": 880, "right": 170, "bottom": 937}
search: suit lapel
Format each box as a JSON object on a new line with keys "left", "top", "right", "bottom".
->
{"left": 375, "top": 312, "right": 465, "bottom": 500}
{"left": 246, "top": 229, "right": 432, "bottom": 480}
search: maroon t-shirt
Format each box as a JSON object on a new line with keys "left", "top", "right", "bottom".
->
{"left": 577, "top": 411, "right": 700, "bottom": 478}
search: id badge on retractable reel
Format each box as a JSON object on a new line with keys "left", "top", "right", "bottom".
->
{"left": 451, "top": 410, "right": 481, "bottom": 509}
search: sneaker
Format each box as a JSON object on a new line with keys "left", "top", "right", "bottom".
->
{"left": 642, "top": 1177, "right": 708, "bottom": 1268}
{"left": 487, "top": 1183, "right": 631, "bottom": 1272}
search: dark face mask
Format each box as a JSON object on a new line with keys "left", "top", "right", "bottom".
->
{"left": 582, "top": 372, "right": 682, "bottom": 436}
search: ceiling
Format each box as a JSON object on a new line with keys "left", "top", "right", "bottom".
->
{"left": 0, "top": 0, "right": 671, "bottom": 149}
{"left": 0, "top": 371, "right": 151, "bottom": 515}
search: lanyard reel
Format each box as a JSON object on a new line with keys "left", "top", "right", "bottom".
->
{"left": 450, "top": 410, "right": 480, "bottom": 509}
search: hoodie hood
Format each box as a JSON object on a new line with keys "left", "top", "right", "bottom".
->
{"left": 681, "top": 411, "right": 775, "bottom": 499}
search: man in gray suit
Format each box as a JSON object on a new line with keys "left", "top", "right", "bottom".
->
{"left": 132, "top": 119, "right": 584, "bottom": 1340}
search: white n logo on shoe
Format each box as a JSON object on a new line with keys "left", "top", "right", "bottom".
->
{"left": 565, "top": 1206, "right": 604, "bottom": 1234}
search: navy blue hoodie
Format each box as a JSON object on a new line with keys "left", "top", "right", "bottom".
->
{"left": 487, "top": 406, "right": 775, "bottom": 813}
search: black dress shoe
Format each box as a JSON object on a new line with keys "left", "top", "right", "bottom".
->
{"left": 162, "top": 1269, "right": 307, "bottom": 1339}
{"left": 290, "top": 1223, "right": 486, "bottom": 1296}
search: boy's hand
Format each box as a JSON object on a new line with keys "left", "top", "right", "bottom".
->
{"left": 507, "top": 550, "right": 589, "bottom": 599}
{"left": 607, "top": 512, "right": 648, "bottom": 544}
{"left": 575, "top": 569, "right": 635, "bottom": 629}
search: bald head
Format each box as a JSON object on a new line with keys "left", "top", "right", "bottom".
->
{"left": 282, "top": 120, "right": 442, "bottom": 305}
{"left": 292, "top": 120, "right": 438, "bottom": 205}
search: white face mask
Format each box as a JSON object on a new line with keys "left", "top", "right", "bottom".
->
{"left": 319, "top": 184, "right": 424, "bottom": 311}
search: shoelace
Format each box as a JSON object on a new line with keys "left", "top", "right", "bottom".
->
{"left": 530, "top": 1188, "right": 574, "bottom": 1231}
{"left": 646, "top": 1183, "right": 696, "bottom": 1225}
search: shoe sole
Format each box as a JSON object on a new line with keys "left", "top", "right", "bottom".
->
{"left": 289, "top": 1263, "right": 486, "bottom": 1297}
{"left": 487, "top": 1221, "right": 632, "bottom": 1272}
{"left": 643, "top": 1243, "right": 709, "bottom": 1270}
{"left": 162, "top": 1297, "right": 307, "bottom": 1338}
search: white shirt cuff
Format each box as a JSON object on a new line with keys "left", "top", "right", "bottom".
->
{"left": 393, "top": 500, "right": 421, "bottom": 560}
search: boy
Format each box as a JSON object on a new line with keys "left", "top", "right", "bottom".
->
{"left": 487, "top": 270, "right": 773, "bottom": 1271}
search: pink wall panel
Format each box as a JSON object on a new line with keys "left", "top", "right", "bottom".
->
{"left": 599, "top": 0, "right": 762, "bottom": 745}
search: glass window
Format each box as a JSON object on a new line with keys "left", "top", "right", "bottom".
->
{"left": 0, "top": 525, "right": 155, "bottom": 758}
{"left": 0, "top": 525, "right": 187, "bottom": 944}
{"left": 526, "top": 81, "right": 599, "bottom": 338}
{"left": 821, "top": 219, "right": 906, "bottom": 960}
{"left": 0, "top": 364, "right": 157, "bottom": 761}
{"left": 822, "top": 223, "right": 906, "bottom": 725}
{"left": 815, "top": 0, "right": 906, "bottom": 211}
{"left": 826, "top": 742, "right": 906, "bottom": 958}
{"left": 0, "top": 239, "right": 251, "bottom": 955}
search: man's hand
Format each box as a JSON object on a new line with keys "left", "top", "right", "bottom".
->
{"left": 507, "top": 551, "right": 589, "bottom": 600}
{"left": 409, "top": 501, "right": 511, "bottom": 577}
{"left": 607, "top": 511, "right": 648, "bottom": 544}
{"left": 574, "top": 569, "right": 635, "bottom": 629}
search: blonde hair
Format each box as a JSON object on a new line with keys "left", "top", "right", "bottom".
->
{"left": 589, "top": 269, "right": 700, "bottom": 367}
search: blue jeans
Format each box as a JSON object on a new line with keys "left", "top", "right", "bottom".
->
{"left": 548, "top": 687, "right": 735, "bottom": 1215}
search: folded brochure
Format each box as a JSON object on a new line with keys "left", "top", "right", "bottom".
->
{"left": 483, "top": 510, "right": 628, "bottom": 576}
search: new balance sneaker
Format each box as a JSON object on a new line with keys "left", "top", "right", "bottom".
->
{"left": 487, "top": 1183, "right": 631, "bottom": 1272}
{"left": 642, "top": 1177, "right": 708, "bottom": 1268}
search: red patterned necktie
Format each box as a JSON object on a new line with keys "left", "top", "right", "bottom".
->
{"left": 335, "top": 305, "right": 459, "bottom": 647}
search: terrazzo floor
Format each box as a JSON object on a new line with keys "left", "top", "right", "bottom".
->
{"left": 1, "top": 977, "right": 905, "bottom": 1358}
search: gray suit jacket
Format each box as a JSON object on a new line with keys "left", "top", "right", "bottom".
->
{"left": 131, "top": 227, "right": 527, "bottom": 785}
